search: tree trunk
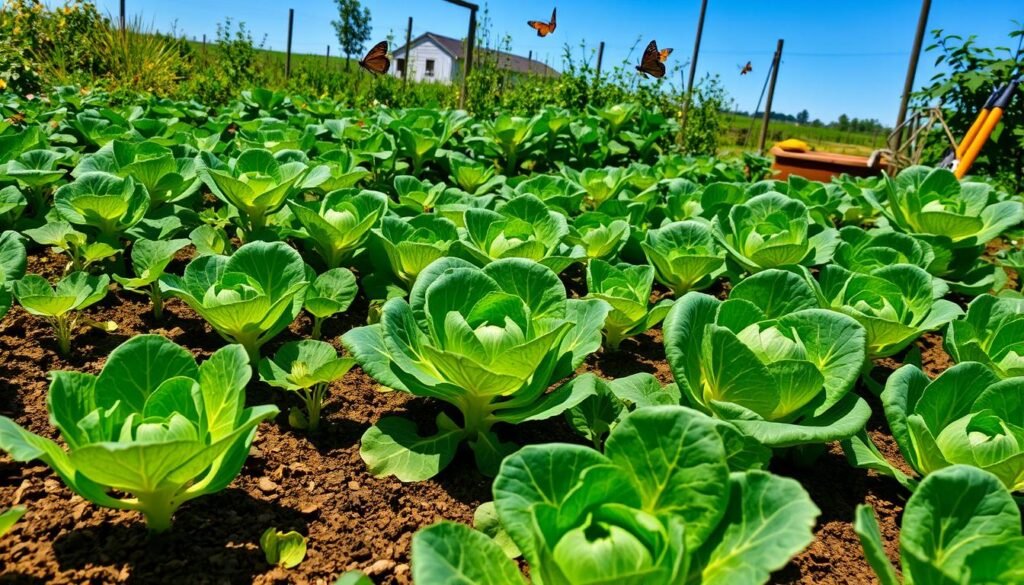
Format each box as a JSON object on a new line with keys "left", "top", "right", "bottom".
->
{"left": 346, "top": 54, "right": 351, "bottom": 71}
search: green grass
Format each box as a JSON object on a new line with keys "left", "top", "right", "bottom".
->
{"left": 718, "top": 112, "right": 887, "bottom": 156}
{"left": 183, "top": 40, "right": 360, "bottom": 76}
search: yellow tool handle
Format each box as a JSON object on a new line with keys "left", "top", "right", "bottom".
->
{"left": 956, "top": 107, "right": 1005, "bottom": 179}
{"left": 955, "top": 108, "right": 991, "bottom": 159}
{"left": 955, "top": 87, "right": 1001, "bottom": 159}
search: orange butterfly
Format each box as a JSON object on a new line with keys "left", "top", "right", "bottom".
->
{"left": 740, "top": 61, "right": 752, "bottom": 75}
{"left": 359, "top": 41, "right": 390, "bottom": 75}
{"left": 636, "top": 40, "right": 669, "bottom": 78}
{"left": 527, "top": 7, "right": 556, "bottom": 37}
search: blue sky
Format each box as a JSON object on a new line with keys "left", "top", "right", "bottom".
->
{"left": 91, "top": 0, "right": 1022, "bottom": 123}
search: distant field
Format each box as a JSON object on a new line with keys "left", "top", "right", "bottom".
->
{"left": 718, "top": 113, "right": 886, "bottom": 157}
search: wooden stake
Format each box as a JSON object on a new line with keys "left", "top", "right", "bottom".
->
{"left": 679, "top": 0, "right": 709, "bottom": 145}
{"left": 404, "top": 16, "right": 413, "bottom": 88}
{"left": 596, "top": 42, "right": 605, "bottom": 79}
{"left": 891, "top": 0, "right": 932, "bottom": 157}
{"left": 286, "top": 8, "right": 294, "bottom": 79}
{"left": 757, "top": 39, "right": 784, "bottom": 154}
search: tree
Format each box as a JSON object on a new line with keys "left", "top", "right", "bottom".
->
{"left": 796, "top": 109, "right": 809, "bottom": 124}
{"left": 332, "top": 0, "right": 372, "bottom": 71}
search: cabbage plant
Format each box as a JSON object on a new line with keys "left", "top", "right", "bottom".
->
{"left": 160, "top": 241, "right": 309, "bottom": 360}
{"left": 832, "top": 226, "right": 935, "bottom": 274}
{"left": 113, "top": 238, "right": 190, "bottom": 320}
{"left": 453, "top": 194, "right": 584, "bottom": 273}
{"left": 372, "top": 215, "right": 460, "bottom": 289}
{"left": 286, "top": 189, "right": 387, "bottom": 268}
{"left": 642, "top": 220, "right": 727, "bottom": 295}
{"left": 868, "top": 166, "right": 1023, "bottom": 247}
{"left": 54, "top": 172, "right": 149, "bottom": 242}
{"left": 259, "top": 340, "right": 355, "bottom": 432}
{"left": 865, "top": 166, "right": 1023, "bottom": 294}
{"left": 199, "top": 149, "right": 327, "bottom": 234}
{"left": 808, "top": 263, "right": 962, "bottom": 358}
{"left": 343, "top": 257, "right": 609, "bottom": 480}
{"left": 412, "top": 406, "right": 819, "bottom": 585}
{"left": 565, "top": 211, "right": 630, "bottom": 261}
{"left": 712, "top": 192, "right": 839, "bottom": 273}
{"left": 663, "top": 269, "right": 869, "bottom": 447}
{"left": 945, "top": 293, "right": 1024, "bottom": 377}
{"left": 856, "top": 465, "right": 1024, "bottom": 585}
{"left": 13, "top": 272, "right": 116, "bottom": 355}
{"left": 586, "top": 260, "right": 674, "bottom": 350}
{"left": 0, "top": 335, "right": 278, "bottom": 532}
{"left": 73, "top": 140, "right": 201, "bottom": 207}
{"left": 879, "top": 362, "right": 1024, "bottom": 492}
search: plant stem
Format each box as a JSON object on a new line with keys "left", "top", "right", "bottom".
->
{"left": 135, "top": 491, "right": 177, "bottom": 533}
{"left": 150, "top": 284, "right": 164, "bottom": 321}
{"left": 311, "top": 317, "right": 323, "bottom": 340}
{"left": 459, "top": 395, "right": 496, "bottom": 440}
{"left": 53, "top": 315, "right": 74, "bottom": 356}
{"left": 301, "top": 384, "right": 327, "bottom": 433}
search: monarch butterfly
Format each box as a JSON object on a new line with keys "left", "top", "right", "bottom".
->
{"left": 636, "top": 40, "right": 669, "bottom": 78}
{"left": 740, "top": 61, "right": 753, "bottom": 75}
{"left": 527, "top": 7, "right": 556, "bottom": 37}
{"left": 359, "top": 41, "right": 390, "bottom": 75}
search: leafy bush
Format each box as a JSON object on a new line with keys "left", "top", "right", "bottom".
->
{"left": 663, "top": 269, "right": 869, "bottom": 448}
{"left": 343, "top": 257, "right": 609, "bottom": 480}
{"left": 412, "top": 406, "right": 819, "bottom": 585}
{"left": 0, "top": 334, "right": 278, "bottom": 532}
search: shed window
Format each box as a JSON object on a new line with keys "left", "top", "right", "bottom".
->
{"left": 396, "top": 58, "right": 406, "bottom": 76}
{"left": 425, "top": 59, "right": 435, "bottom": 77}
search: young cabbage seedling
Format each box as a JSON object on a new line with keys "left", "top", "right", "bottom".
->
{"left": 303, "top": 268, "right": 357, "bottom": 340}
{"left": 260, "top": 527, "right": 307, "bottom": 568}
{"left": 259, "top": 340, "right": 355, "bottom": 432}
{"left": 113, "top": 238, "right": 190, "bottom": 320}
{"left": 585, "top": 259, "right": 674, "bottom": 350}
{"left": 13, "top": 272, "right": 116, "bottom": 355}
{"left": 23, "top": 220, "right": 120, "bottom": 273}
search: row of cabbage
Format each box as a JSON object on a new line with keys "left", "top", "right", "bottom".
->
{"left": 0, "top": 88, "right": 1022, "bottom": 584}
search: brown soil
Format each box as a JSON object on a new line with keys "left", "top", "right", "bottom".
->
{"left": 0, "top": 251, "right": 951, "bottom": 584}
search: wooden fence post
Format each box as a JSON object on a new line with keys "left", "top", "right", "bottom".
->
{"left": 679, "top": 0, "right": 709, "bottom": 145}
{"left": 596, "top": 41, "right": 605, "bottom": 79}
{"left": 757, "top": 39, "right": 785, "bottom": 154}
{"left": 285, "top": 8, "right": 294, "bottom": 79}
{"left": 404, "top": 17, "right": 413, "bottom": 87}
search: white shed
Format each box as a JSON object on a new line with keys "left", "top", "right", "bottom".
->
{"left": 391, "top": 32, "right": 558, "bottom": 84}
